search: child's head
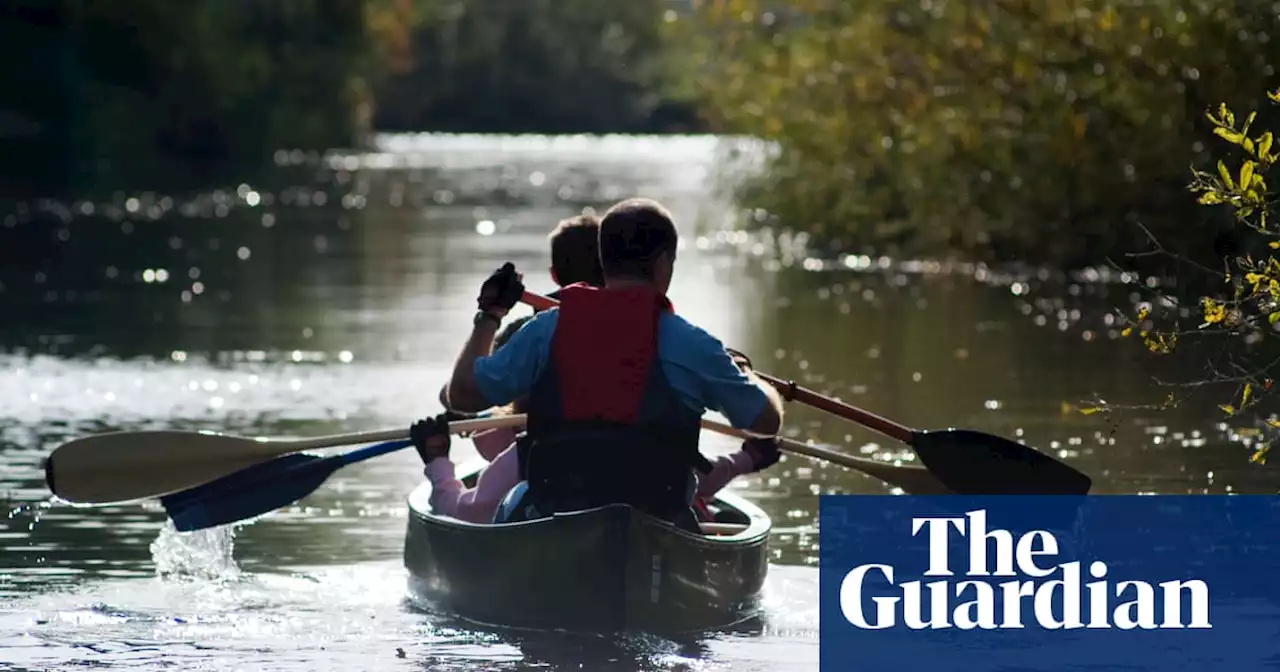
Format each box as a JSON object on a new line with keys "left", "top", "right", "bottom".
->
{"left": 548, "top": 214, "right": 604, "bottom": 288}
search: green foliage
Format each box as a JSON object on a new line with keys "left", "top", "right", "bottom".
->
{"left": 372, "top": 0, "right": 701, "bottom": 134}
{"left": 674, "top": 0, "right": 1280, "bottom": 267}
{"left": 0, "top": 0, "right": 421, "bottom": 196}
{"left": 1, "top": 0, "right": 703, "bottom": 196}
{"left": 1109, "top": 89, "right": 1280, "bottom": 464}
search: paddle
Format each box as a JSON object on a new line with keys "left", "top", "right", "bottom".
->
{"left": 746, "top": 371, "right": 1092, "bottom": 496}
{"left": 159, "top": 414, "right": 528, "bottom": 531}
{"left": 699, "top": 418, "right": 951, "bottom": 495}
{"left": 44, "top": 415, "right": 527, "bottom": 506}
{"left": 162, "top": 411, "right": 942, "bottom": 533}
{"left": 519, "top": 290, "right": 1092, "bottom": 496}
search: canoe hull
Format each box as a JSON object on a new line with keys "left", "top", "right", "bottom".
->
{"left": 403, "top": 462, "right": 770, "bottom": 634}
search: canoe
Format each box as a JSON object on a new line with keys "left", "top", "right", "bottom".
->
{"left": 403, "top": 458, "right": 772, "bottom": 635}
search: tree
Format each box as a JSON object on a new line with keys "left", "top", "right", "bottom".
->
{"left": 673, "top": 0, "right": 1280, "bottom": 269}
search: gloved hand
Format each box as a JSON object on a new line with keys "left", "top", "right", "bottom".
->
{"left": 741, "top": 437, "right": 781, "bottom": 472}
{"left": 477, "top": 262, "right": 524, "bottom": 317}
{"left": 725, "top": 347, "right": 753, "bottom": 372}
{"left": 409, "top": 413, "right": 452, "bottom": 465}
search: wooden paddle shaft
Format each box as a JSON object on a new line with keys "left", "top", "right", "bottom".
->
{"left": 698, "top": 418, "right": 951, "bottom": 495}
{"left": 46, "top": 415, "right": 530, "bottom": 505}
{"left": 520, "top": 290, "right": 916, "bottom": 444}
{"left": 283, "top": 415, "right": 527, "bottom": 451}
{"left": 753, "top": 372, "right": 915, "bottom": 443}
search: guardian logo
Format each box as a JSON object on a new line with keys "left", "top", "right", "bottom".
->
{"left": 838, "top": 510, "right": 1211, "bottom": 630}
{"left": 819, "top": 496, "right": 1280, "bottom": 671}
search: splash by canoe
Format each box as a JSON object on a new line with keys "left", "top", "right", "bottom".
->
{"left": 403, "top": 458, "right": 771, "bottom": 634}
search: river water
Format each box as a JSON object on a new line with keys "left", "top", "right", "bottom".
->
{"left": 0, "top": 134, "right": 1273, "bottom": 671}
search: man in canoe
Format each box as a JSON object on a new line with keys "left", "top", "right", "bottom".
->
{"left": 421, "top": 197, "right": 786, "bottom": 531}
{"left": 414, "top": 212, "right": 781, "bottom": 524}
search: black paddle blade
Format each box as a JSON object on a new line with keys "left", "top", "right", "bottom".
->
{"left": 160, "top": 452, "right": 341, "bottom": 532}
{"left": 909, "top": 429, "right": 1093, "bottom": 496}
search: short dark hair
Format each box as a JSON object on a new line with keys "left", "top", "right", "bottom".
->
{"left": 598, "top": 198, "right": 678, "bottom": 280}
{"left": 548, "top": 215, "right": 605, "bottom": 287}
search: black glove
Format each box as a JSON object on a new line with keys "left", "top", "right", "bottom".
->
{"left": 478, "top": 262, "right": 524, "bottom": 315}
{"left": 726, "top": 347, "right": 753, "bottom": 372}
{"left": 409, "top": 413, "right": 452, "bottom": 465}
{"left": 742, "top": 437, "right": 780, "bottom": 472}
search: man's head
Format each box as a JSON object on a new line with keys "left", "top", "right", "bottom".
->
{"left": 548, "top": 214, "right": 605, "bottom": 288}
{"left": 598, "top": 198, "right": 679, "bottom": 293}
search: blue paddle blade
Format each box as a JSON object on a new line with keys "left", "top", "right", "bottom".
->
{"left": 161, "top": 452, "right": 340, "bottom": 531}
{"left": 160, "top": 439, "right": 414, "bottom": 532}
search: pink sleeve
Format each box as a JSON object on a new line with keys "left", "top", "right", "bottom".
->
{"left": 422, "top": 446, "right": 522, "bottom": 524}
{"left": 696, "top": 452, "right": 755, "bottom": 497}
{"left": 473, "top": 426, "right": 519, "bottom": 461}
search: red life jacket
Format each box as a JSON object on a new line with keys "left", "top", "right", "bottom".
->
{"left": 519, "top": 283, "right": 707, "bottom": 525}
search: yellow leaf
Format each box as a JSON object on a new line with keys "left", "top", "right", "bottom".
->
{"left": 1220, "top": 404, "right": 1236, "bottom": 416}
{"left": 1198, "top": 191, "right": 1224, "bottom": 205}
{"left": 1215, "top": 127, "right": 1245, "bottom": 145}
{"left": 1078, "top": 407, "right": 1102, "bottom": 416}
{"left": 1269, "top": 241, "right": 1280, "bottom": 249}
{"left": 1270, "top": 88, "right": 1280, "bottom": 104}
{"left": 1260, "top": 132, "right": 1274, "bottom": 160}
{"left": 1270, "top": 311, "right": 1280, "bottom": 325}
{"left": 1242, "top": 382, "right": 1253, "bottom": 407}
{"left": 1219, "top": 160, "right": 1235, "bottom": 189}
{"left": 1201, "top": 297, "right": 1227, "bottom": 324}
{"left": 1241, "top": 161, "right": 1256, "bottom": 189}
{"left": 1267, "top": 418, "right": 1280, "bottom": 428}
{"left": 1121, "top": 326, "right": 1133, "bottom": 336}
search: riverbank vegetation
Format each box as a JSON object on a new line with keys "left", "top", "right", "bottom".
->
{"left": 675, "top": 0, "right": 1280, "bottom": 272}
{"left": 0, "top": 0, "right": 421, "bottom": 196}
{"left": 7, "top": 0, "right": 1278, "bottom": 276}
{"left": 0, "top": 0, "right": 696, "bottom": 198}
{"left": 1097, "top": 87, "right": 1280, "bottom": 461}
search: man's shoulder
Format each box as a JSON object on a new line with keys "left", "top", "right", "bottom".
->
{"left": 657, "top": 312, "right": 725, "bottom": 352}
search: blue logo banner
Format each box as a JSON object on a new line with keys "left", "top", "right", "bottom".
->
{"left": 819, "top": 495, "right": 1280, "bottom": 671}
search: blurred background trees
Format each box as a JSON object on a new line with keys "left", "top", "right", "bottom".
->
{"left": 3, "top": 0, "right": 1278, "bottom": 276}
{"left": 675, "top": 0, "right": 1280, "bottom": 271}
{"left": 0, "top": 0, "right": 698, "bottom": 198}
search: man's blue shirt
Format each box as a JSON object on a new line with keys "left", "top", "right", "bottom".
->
{"left": 474, "top": 308, "right": 768, "bottom": 429}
